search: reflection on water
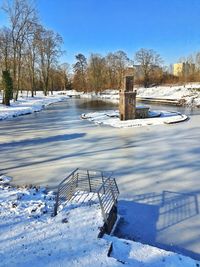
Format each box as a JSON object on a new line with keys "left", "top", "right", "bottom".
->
{"left": 77, "top": 99, "right": 117, "bottom": 111}
{"left": 77, "top": 98, "right": 200, "bottom": 116}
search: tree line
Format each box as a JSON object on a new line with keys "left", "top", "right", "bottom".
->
{"left": 72, "top": 49, "right": 200, "bottom": 93}
{"left": 1, "top": 1, "right": 200, "bottom": 106}
{"left": 72, "top": 49, "right": 166, "bottom": 93}
{"left": 0, "top": 0, "right": 70, "bottom": 105}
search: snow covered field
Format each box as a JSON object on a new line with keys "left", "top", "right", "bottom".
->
{"left": 0, "top": 176, "right": 199, "bottom": 267}
{"left": 82, "top": 110, "right": 188, "bottom": 128}
{"left": 0, "top": 91, "right": 69, "bottom": 120}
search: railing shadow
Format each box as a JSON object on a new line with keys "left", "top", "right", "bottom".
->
{"left": 158, "top": 191, "right": 199, "bottom": 232}
{"left": 114, "top": 190, "right": 200, "bottom": 260}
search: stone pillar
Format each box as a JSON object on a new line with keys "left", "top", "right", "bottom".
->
{"left": 124, "top": 75, "right": 134, "bottom": 92}
{"left": 119, "top": 76, "right": 136, "bottom": 121}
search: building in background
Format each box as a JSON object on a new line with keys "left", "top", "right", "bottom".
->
{"left": 126, "top": 65, "right": 163, "bottom": 81}
{"left": 173, "top": 62, "right": 195, "bottom": 77}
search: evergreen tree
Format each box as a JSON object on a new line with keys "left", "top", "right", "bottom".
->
{"left": 2, "top": 70, "right": 13, "bottom": 106}
{"left": 73, "top": 54, "right": 87, "bottom": 91}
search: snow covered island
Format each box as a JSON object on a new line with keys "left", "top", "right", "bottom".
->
{"left": 81, "top": 109, "right": 188, "bottom": 128}
{"left": 0, "top": 175, "right": 199, "bottom": 267}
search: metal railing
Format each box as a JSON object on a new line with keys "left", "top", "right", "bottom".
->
{"left": 54, "top": 168, "right": 119, "bottom": 223}
{"left": 96, "top": 177, "right": 119, "bottom": 223}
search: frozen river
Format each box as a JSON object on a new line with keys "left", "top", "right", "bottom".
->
{"left": 1, "top": 98, "right": 200, "bottom": 260}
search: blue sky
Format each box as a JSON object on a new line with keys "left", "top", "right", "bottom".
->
{"left": 0, "top": 0, "right": 200, "bottom": 66}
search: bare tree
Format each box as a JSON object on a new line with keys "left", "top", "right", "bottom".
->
{"left": 0, "top": 1, "right": 66, "bottom": 99}
{"left": 2, "top": 0, "right": 38, "bottom": 100}
{"left": 37, "top": 27, "right": 63, "bottom": 95}
{"left": 72, "top": 51, "right": 130, "bottom": 92}
{"left": 0, "top": 27, "right": 12, "bottom": 71}
{"left": 115, "top": 51, "right": 130, "bottom": 89}
{"left": 24, "top": 25, "right": 40, "bottom": 97}
{"left": 58, "top": 63, "right": 70, "bottom": 91}
{"left": 0, "top": 27, "right": 13, "bottom": 103}
{"left": 195, "top": 53, "right": 200, "bottom": 70}
{"left": 135, "top": 48, "right": 163, "bottom": 87}
{"left": 88, "top": 54, "right": 107, "bottom": 93}
{"left": 105, "top": 52, "right": 119, "bottom": 89}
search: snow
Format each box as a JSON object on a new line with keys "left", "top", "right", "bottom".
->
{"left": 0, "top": 174, "right": 12, "bottom": 184}
{"left": 0, "top": 91, "right": 69, "bottom": 120}
{"left": 0, "top": 97, "right": 199, "bottom": 261}
{"left": 0, "top": 176, "right": 199, "bottom": 267}
{"left": 82, "top": 110, "right": 188, "bottom": 128}
{"left": 0, "top": 84, "right": 199, "bottom": 121}
{"left": 137, "top": 84, "right": 200, "bottom": 107}
{"left": 0, "top": 178, "right": 111, "bottom": 267}
{"left": 1, "top": 84, "right": 199, "bottom": 122}
{"left": 105, "top": 235, "right": 199, "bottom": 267}
{"left": 74, "top": 84, "right": 200, "bottom": 107}
{"left": 0, "top": 87, "right": 199, "bottom": 265}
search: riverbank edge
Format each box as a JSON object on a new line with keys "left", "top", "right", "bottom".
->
{"left": 67, "top": 85, "right": 200, "bottom": 108}
{"left": 0, "top": 92, "right": 69, "bottom": 121}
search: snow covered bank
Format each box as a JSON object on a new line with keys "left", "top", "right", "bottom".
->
{"left": 70, "top": 84, "right": 200, "bottom": 107}
{"left": 105, "top": 235, "right": 199, "bottom": 266}
{"left": 82, "top": 110, "right": 188, "bottom": 128}
{"left": 0, "top": 91, "right": 69, "bottom": 120}
{"left": 0, "top": 176, "right": 199, "bottom": 267}
{"left": 137, "top": 84, "right": 200, "bottom": 107}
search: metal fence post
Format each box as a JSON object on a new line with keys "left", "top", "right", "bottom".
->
{"left": 101, "top": 172, "right": 105, "bottom": 194}
{"left": 113, "top": 178, "right": 119, "bottom": 194}
{"left": 109, "top": 180, "right": 116, "bottom": 203}
{"left": 87, "top": 170, "right": 92, "bottom": 192}
{"left": 54, "top": 186, "right": 60, "bottom": 216}
{"left": 97, "top": 192, "right": 108, "bottom": 224}
{"left": 76, "top": 172, "right": 79, "bottom": 188}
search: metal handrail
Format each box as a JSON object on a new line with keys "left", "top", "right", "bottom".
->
{"left": 96, "top": 177, "right": 119, "bottom": 223}
{"left": 53, "top": 168, "right": 119, "bottom": 221}
{"left": 54, "top": 168, "right": 79, "bottom": 216}
{"left": 58, "top": 168, "right": 79, "bottom": 187}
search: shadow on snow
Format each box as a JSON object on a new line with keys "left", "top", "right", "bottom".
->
{"left": 114, "top": 191, "right": 200, "bottom": 260}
